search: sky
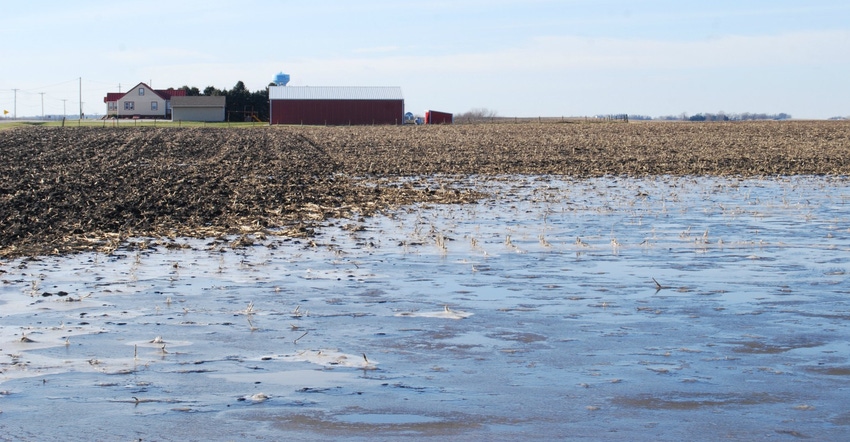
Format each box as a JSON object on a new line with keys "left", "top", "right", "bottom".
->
{"left": 1, "top": 0, "right": 849, "bottom": 119}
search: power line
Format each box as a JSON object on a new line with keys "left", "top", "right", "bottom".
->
{"left": 84, "top": 78, "right": 123, "bottom": 86}
{"left": 21, "top": 78, "right": 80, "bottom": 93}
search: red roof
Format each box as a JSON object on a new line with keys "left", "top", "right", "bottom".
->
{"left": 157, "top": 89, "right": 187, "bottom": 99}
{"left": 104, "top": 92, "right": 124, "bottom": 103}
{"left": 103, "top": 83, "right": 186, "bottom": 102}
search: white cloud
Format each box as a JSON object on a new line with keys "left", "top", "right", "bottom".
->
{"left": 481, "top": 30, "right": 850, "bottom": 72}
{"left": 352, "top": 46, "right": 402, "bottom": 54}
{"left": 105, "top": 48, "right": 215, "bottom": 66}
{"left": 5, "top": 23, "right": 846, "bottom": 119}
{"left": 281, "top": 29, "right": 850, "bottom": 83}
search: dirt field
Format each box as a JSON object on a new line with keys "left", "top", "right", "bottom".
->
{"left": 1, "top": 121, "right": 849, "bottom": 257}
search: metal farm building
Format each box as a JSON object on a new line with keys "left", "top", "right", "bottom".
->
{"left": 269, "top": 86, "right": 404, "bottom": 125}
{"left": 171, "top": 96, "right": 226, "bottom": 122}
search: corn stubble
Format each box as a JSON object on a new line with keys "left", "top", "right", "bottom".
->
{"left": 1, "top": 121, "right": 848, "bottom": 257}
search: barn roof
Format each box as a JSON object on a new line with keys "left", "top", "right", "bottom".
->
{"left": 269, "top": 86, "right": 403, "bottom": 101}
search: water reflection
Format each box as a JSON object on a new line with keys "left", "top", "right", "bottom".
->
{"left": 1, "top": 175, "right": 849, "bottom": 440}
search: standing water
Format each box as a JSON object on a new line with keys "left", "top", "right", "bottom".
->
{"left": 1, "top": 175, "right": 849, "bottom": 440}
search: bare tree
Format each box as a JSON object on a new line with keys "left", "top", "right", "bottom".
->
{"left": 456, "top": 108, "right": 499, "bottom": 123}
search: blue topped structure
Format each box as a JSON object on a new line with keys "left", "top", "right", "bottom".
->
{"left": 274, "top": 72, "right": 290, "bottom": 86}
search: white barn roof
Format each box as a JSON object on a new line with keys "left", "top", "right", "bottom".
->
{"left": 269, "top": 86, "right": 403, "bottom": 100}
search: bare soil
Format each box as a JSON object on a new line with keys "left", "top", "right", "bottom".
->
{"left": 1, "top": 121, "right": 849, "bottom": 257}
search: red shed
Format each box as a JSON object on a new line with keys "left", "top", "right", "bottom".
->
{"left": 269, "top": 86, "right": 404, "bottom": 125}
{"left": 425, "top": 110, "right": 453, "bottom": 124}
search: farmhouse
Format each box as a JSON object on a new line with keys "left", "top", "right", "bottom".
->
{"left": 171, "top": 96, "right": 226, "bottom": 122}
{"left": 269, "top": 86, "right": 404, "bottom": 125}
{"left": 103, "top": 82, "right": 185, "bottom": 119}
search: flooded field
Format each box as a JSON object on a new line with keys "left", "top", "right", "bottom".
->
{"left": 1, "top": 175, "right": 849, "bottom": 441}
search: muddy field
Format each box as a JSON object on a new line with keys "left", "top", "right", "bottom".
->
{"left": 1, "top": 121, "right": 849, "bottom": 257}
{"left": 2, "top": 121, "right": 850, "bottom": 440}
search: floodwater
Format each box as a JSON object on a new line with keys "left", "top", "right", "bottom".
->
{"left": 1, "top": 175, "right": 850, "bottom": 441}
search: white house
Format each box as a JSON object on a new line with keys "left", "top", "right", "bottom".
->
{"left": 104, "top": 82, "right": 185, "bottom": 118}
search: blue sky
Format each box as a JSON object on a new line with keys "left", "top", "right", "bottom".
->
{"left": 1, "top": 0, "right": 848, "bottom": 119}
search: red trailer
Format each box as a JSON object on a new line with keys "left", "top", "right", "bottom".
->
{"left": 425, "top": 110, "right": 453, "bottom": 124}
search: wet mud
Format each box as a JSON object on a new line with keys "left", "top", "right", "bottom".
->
{"left": 1, "top": 123, "right": 850, "bottom": 440}
{"left": 2, "top": 121, "right": 850, "bottom": 257}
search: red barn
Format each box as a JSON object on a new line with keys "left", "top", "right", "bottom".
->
{"left": 269, "top": 86, "right": 404, "bottom": 125}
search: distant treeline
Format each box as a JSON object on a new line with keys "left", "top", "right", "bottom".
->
{"left": 464, "top": 110, "right": 797, "bottom": 123}
{"left": 632, "top": 112, "right": 792, "bottom": 121}
{"left": 178, "top": 81, "right": 271, "bottom": 122}
{"left": 454, "top": 108, "right": 500, "bottom": 123}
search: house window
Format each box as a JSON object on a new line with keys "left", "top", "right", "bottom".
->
{"left": 108, "top": 102, "right": 116, "bottom": 110}
{"left": 139, "top": 88, "right": 145, "bottom": 96}
{"left": 124, "top": 101, "right": 135, "bottom": 110}
{"left": 151, "top": 101, "right": 158, "bottom": 111}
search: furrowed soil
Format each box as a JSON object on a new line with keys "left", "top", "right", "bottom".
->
{"left": 1, "top": 121, "right": 849, "bottom": 257}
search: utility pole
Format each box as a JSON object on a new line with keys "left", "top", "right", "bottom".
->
{"left": 61, "top": 99, "right": 67, "bottom": 119}
{"left": 79, "top": 77, "right": 82, "bottom": 124}
{"left": 12, "top": 88, "right": 18, "bottom": 119}
{"left": 40, "top": 92, "right": 45, "bottom": 119}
